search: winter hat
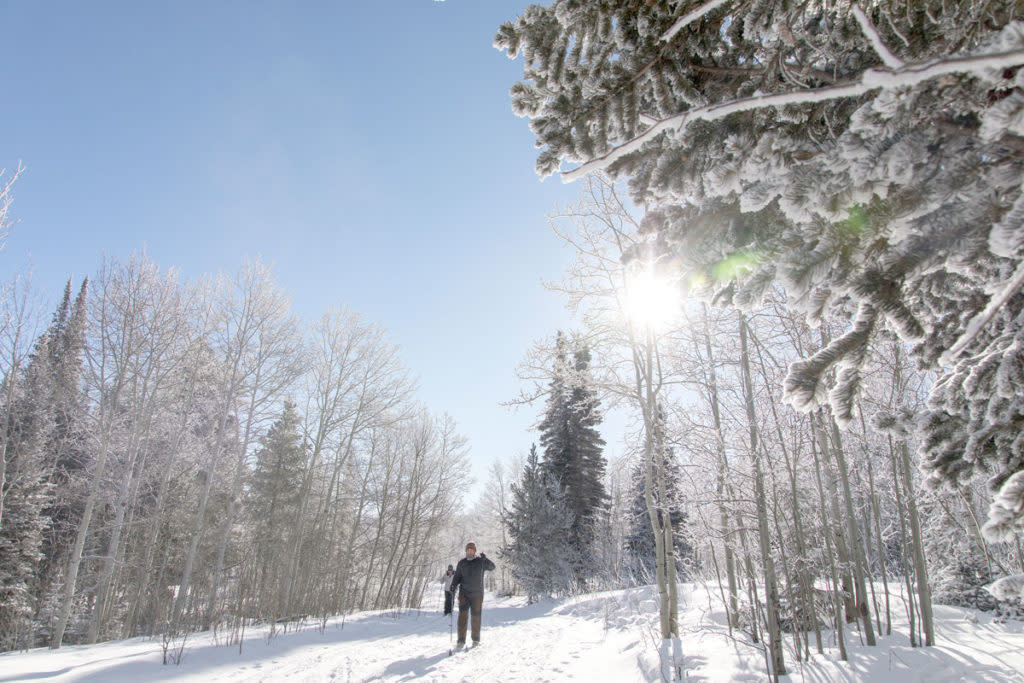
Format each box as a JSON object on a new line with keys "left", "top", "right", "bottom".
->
{"left": 465, "top": 542, "right": 476, "bottom": 551}
{"left": 447, "top": 564, "right": 453, "bottom": 570}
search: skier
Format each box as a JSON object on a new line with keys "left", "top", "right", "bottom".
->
{"left": 442, "top": 564, "right": 456, "bottom": 616}
{"left": 450, "top": 541, "right": 495, "bottom": 649}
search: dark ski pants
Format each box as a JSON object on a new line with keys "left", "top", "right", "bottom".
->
{"left": 457, "top": 593, "right": 483, "bottom": 643}
{"left": 444, "top": 590, "right": 454, "bottom": 615}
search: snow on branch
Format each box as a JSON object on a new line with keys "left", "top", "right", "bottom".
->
{"left": 941, "top": 259, "right": 1024, "bottom": 366}
{"left": 783, "top": 303, "right": 877, "bottom": 412}
{"left": 562, "top": 48, "right": 1024, "bottom": 183}
{"left": 852, "top": 3, "right": 905, "bottom": 69}
{"left": 982, "top": 470, "right": 1024, "bottom": 542}
{"left": 987, "top": 574, "right": 1024, "bottom": 600}
{"left": 660, "top": 0, "right": 731, "bottom": 43}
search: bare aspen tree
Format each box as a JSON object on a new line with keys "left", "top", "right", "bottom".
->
{"left": 748, "top": 322, "right": 821, "bottom": 656}
{"left": 738, "top": 314, "right": 786, "bottom": 679}
{"left": 0, "top": 171, "right": 24, "bottom": 534}
{"left": 0, "top": 275, "right": 41, "bottom": 533}
{"left": 695, "top": 304, "right": 740, "bottom": 630}
{"left": 827, "top": 418, "right": 877, "bottom": 647}
{"left": 172, "top": 260, "right": 300, "bottom": 631}
{"left": 809, "top": 420, "right": 848, "bottom": 661}
{"left": 866, "top": 455, "right": 892, "bottom": 636}
{"left": 51, "top": 258, "right": 144, "bottom": 648}
{"left": 284, "top": 308, "right": 411, "bottom": 617}
{"left": 85, "top": 257, "right": 189, "bottom": 644}
{"left": 889, "top": 343, "right": 935, "bottom": 647}
{"left": 205, "top": 261, "right": 302, "bottom": 629}
{"left": 0, "top": 164, "right": 22, "bottom": 253}
{"left": 122, "top": 325, "right": 211, "bottom": 637}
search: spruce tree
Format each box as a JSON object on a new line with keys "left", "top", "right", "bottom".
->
{"left": 248, "top": 400, "right": 306, "bottom": 615}
{"left": 37, "top": 280, "right": 89, "bottom": 608}
{"left": 624, "top": 446, "right": 691, "bottom": 585}
{"left": 538, "top": 332, "right": 608, "bottom": 574}
{"left": 502, "top": 444, "right": 575, "bottom": 602}
{"left": 0, "top": 280, "right": 89, "bottom": 648}
{"left": 0, "top": 333, "right": 56, "bottom": 649}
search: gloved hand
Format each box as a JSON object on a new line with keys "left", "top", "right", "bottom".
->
{"left": 479, "top": 552, "right": 486, "bottom": 558}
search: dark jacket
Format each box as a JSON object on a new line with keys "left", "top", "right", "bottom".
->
{"left": 451, "top": 554, "right": 495, "bottom": 598}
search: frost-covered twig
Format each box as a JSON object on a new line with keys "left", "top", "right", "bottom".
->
{"left": 562, "top": 48, "right": 1024, "bottom": 182}
{"left": 941, "top": 259, "right": 1024, "bottom": 365}
{"left": 661, "top": 0, "right": 731, "bottom": 42}
{"left": 852, "top": 3, "right": 905, "bottom": 69}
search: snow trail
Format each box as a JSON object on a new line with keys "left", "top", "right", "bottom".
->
{"left": 1, "top": 584, "right": 1022, "bottom": 681}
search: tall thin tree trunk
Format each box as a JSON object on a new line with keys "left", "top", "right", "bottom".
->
{"left": 811, "top": 414, "right": 857, "bottom": 622}
{"left": 890, "top": 342, "right": 934, "bottom": 646}
{"left": 897, "top": 438, "right": 934, "bottom": 646}
{"left": 124, "top": 419, "right": 185, "bottom": 636}
{"left": 699, "top": 304, "right": 739, "bottom": 628}
{"left": 887, "top": 435, "right": 918, "bottom": 647}
{"left": 50, "top": 430, "right": 113, "bottom": 648}
{"left": 171, "top": 385, "right": 238, "bottom": 632}
{"left": 86, "top": 463, "right": 133, "bottom": 644}
{"left": 171, "top": 450, "right": 216, "bottom": 630}
{"left": 206, "top": 367, "right": 262, "bottom": 629}
{"left": 867, "top": 458, "right": 892, "bottom": 636}
{"left": 749, "top": 324, "right": 821, "bottom": 655}
{"left": 828, "top": 418, "right": 877, "bottom": 646}
{"left": 810, "top": 422, "right": 847, "bottom": 661}
{"left": 738, "top": 315, "right": 785, "bottom": 679}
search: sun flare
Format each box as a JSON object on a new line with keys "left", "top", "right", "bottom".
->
{"left": 622, "top": 265, "right": 680, "bottom": 332}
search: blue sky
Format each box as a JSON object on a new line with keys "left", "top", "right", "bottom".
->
{"left": 0, "top": 1, "right": 621, "bottom": 489}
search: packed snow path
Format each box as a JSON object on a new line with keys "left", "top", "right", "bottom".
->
{"left": 2, "top": 585, "right": 1023, "bottom": 681}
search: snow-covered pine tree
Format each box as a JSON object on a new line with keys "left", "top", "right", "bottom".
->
{"left": 0, "top": 332, "right": 56, "bottom": 650}
{"left": 567, "top": 343, "right": 610, "bottom": 534}
{"left": 1, "top": 280, "right": 89, "bottom": 649}
{"left": 498, "top": 0, "right": 1024, "bottom": 555}
{"left": 538, "top": 332, "right": 609, "bottom": 579}
{"left": 502, "top": 444, "right": 575, "bottom": 602}
{"left": 624, "top": 444, "right": 691, "bottom": 585}
{"left": 35, "top": 280, "right": 89, "bottom": 634}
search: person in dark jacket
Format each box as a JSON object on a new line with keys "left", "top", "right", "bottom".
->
{"left": 450, "top": 541, "right": 495, "bottom": 648}
{"left": 442, "top": 564, "right": 456, "bottom": 616}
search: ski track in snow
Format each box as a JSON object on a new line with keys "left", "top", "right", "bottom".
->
{"left": 2, "top": 584, "right": 1023, "bottom": 682}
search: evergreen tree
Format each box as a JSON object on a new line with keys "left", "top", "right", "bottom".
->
{"left": 502, "top": 444, "right": 575, "bottom": 602}
{"left": 0, "top": 333, "right": 55, "bottom": 649}
{"left": 624, "top": 446, "right": 691, "bottom": 585}
{"left": 37, "top": 280, "right": 89, "bottom": 604}
{"left": 0, "top": 280, "right": 89, "bottom": 648}
{"left": 248, "top": 400, "right": 306, "bottom": 615}
{"left": 538, "top": 332, "right": 608, "bottom": 572}
{"left": 498, "top": 2, "right": 1024, "bottom": 549}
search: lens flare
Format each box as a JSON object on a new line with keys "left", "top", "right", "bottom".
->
{"left": 622, "top": 265, "right": 680, "bottom": 332}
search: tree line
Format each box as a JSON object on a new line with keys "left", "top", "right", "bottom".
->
{"left": 0, "top": 255, "right": 468, "bottom": 651}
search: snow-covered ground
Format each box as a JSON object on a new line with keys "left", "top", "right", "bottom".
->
{"left": 2, "top": 584, "right": 1022, "bottom": 682}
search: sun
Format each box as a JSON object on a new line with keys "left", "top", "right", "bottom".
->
{"left": 621, "top": 264, "right": 680, "bottom": 333}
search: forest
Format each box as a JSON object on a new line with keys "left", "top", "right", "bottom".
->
{"left": 0, "top": 255, "right": 468, "bottom": 651}
{"left": 485, "top": 1, "right": 1024, "bottom": 679}
{"left": 3, "top": 1, "right": 1024, "bottom": 681}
